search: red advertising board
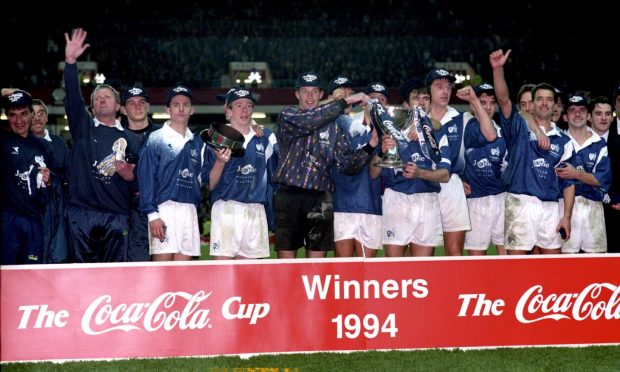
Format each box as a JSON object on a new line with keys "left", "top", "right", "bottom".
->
{"left": 1, "top": 255, "right": 619, "bottom": 362}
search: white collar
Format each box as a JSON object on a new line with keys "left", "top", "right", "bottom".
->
{"left": 440, "top": 106, "right": 460, "bottom": 125}
{"left": 543, "top": 122, "right": 563, "bottom": 137}
{"left": 43, "top": 129, "right": 52, "bottom": 142}
{"left": 567, "top": 126, "right": 602, "bottom": 151}
{"left": 163, "top": 120, "right": 193, "bottom": 141}
{"left": 94, "top": 117, "right": 124, "bottom": 131}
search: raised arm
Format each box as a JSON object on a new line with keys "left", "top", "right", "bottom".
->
{"left": 456, "top": 86, "right": 496, "bottom": 142}
{"left": 489, "top": 49, "right": 513, "bottom": 119}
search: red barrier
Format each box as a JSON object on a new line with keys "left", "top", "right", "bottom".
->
{"left": 1, "top": 255, "right": 619, "bottom": 362}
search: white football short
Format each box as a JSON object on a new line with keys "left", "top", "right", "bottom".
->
{"left": 334, "top": 212, "right": 382, "bottom": 249}
{"left": 210, "top": 199, "right": 270, "bottom": 258}
{"left": 382, "top": 188, "right": 443, "bottom": 247}
{"left": 149, "top": 200, "right": 201, "bottom": 256}
{"left": 504, "top": 193, "right": 562, "bottom": 251}
{"left": 560, "top": 196, "right": 607, "bottom": 253}
{"left": 438, "top": 174, "right": 471, "bottom": 232}
{"left": 465, "top": 193, "right": 505, "bottom": 250}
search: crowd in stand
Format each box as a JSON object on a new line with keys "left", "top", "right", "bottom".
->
{"left": 5, "top": 1, "right": 612, "bottom": 96}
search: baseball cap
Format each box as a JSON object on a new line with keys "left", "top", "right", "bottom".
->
{"left": 2, "top": 89, "right": 33, "bottom": 109}
{"left": 216, "top": 88, "right": 238, "bottom": 103}
{"left": 121, "top": 86, "right": 150, "bottom": 105}
{"left": 295, "top": 72, "right": 322, "bottom": 90}
{"left": 473, "top": 83, "right": 495, "bottom": 97}
{"left": 425, "top": 68, "right": 456, "bottom": 86}
{"left": 166, "top": 85, "right": 193, "bottom": 106}
{"left": 226, "top": 88, "right": 256, "bottom": 106}
{"left": 366, "top": 82, "right": 390, "bottom": 99}
{"left": 327, "top": 76, "right": 355, "bottom": 95}
{"left": 613, "top": 83, "right": 620, "bottom": 102}
{"left": 399, "top": 78, "right": 425, "bottom": 102}
{"left": 564, "top": 94, "right": 588, "bottom": 113}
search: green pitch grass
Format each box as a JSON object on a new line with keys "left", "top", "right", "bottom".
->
{"left": 3, "top": 346, "right": 619, "bottom": 371}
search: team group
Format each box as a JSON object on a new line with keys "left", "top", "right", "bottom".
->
{"left": 2, "top": 28, "right": 619, "bottom": 264}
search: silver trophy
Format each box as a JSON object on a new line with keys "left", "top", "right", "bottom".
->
{"left": 368, "top": 102, "right": 414, "bottom": 168}
{"left": 200, "top": 123, "right": 245, "bottom": 157}
{"left": 368, "top": 102, "right": 441, "bottom": 168}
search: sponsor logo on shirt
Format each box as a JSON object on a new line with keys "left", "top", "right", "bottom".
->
{"left": 532, "top": 158, "right": 549, "bottom": 168}
{"left": 238, "top": 164, "right": 257, "bottom": 175}
{"left": 180, "top": 168, "right": 194, "bottom": 178}
{"left": 410, "top": 153, "right": 424, "bottom": 163}
{"left": 476, "top": 158, "right": 491, "bottom": 168}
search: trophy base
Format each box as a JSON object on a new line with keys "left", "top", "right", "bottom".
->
{"left": 374, "top": 160, "right": 404, "bottom": 169}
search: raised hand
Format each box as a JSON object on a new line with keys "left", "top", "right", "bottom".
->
{"left": 64, "top": 28, "right": 90, "bottom": 64}
{"left": 489, "top": 49, "right": 512, "bottom": 69}
{"left": 455, "top": 86, "right": 477, "bottom": 103}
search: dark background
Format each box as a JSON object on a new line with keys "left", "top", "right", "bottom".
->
{"left": 3, "top": 0, "right": 618, "bottom": 99}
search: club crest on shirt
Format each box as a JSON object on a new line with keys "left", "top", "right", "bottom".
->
{"left": 319, "top": 129, "right": 330, "bottom": 144}
{"left": 550, "top": 143, "right": 559, "bottom": 153}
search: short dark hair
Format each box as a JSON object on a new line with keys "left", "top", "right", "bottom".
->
{"left": 532, "top": 83, "right": 556, "bottom": 101}
{"left": 31, "top": 99, "right": 48, "bottom": 114}
{"left": 588, "top": 96, "right": 612, "bottom": 113}
{"left": 517, "top": 84, "right": 535, "bottom": 102}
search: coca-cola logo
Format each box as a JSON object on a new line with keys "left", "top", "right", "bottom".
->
{"left": 515, "top": 283, "right": 620, "bottom": 323}
{"left": 81, "top": 291, "right": 212, "bottom": 335}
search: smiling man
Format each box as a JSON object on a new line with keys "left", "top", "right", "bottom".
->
{"left": 1, "top": 90, "right": 55, "bottom": 264}
{"left": 490, "top": 49, "right": 575, "bottom": 255}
